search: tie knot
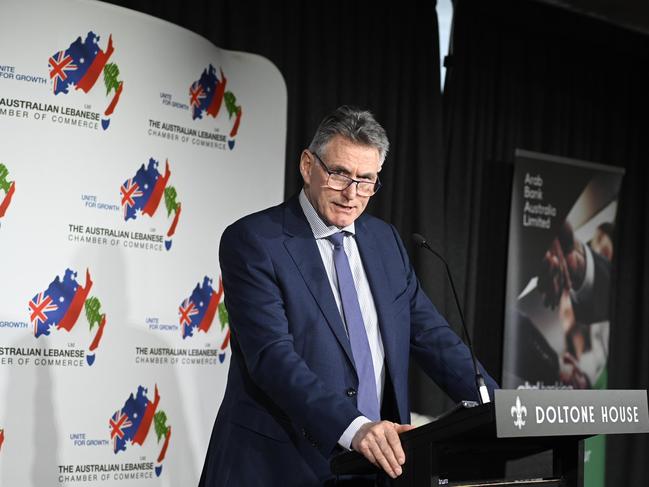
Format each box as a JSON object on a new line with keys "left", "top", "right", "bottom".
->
{"left": 327, "top": 232, "right": 346, "bottom": 249}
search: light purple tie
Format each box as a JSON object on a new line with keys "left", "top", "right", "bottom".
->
{"left": 328, "top": 232, "right": 380, "bottom": 421}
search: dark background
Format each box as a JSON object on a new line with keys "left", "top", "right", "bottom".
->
{"left": 101, "top": 0, "right": 649, "bottom": 484}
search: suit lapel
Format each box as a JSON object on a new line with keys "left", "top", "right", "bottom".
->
{"left": 354, "top": 219, "right": 400, "bottom": 393}
{"left": 282, "top": 199, "right": 355, "bottom": 367}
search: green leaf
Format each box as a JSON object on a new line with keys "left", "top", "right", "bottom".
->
{"left": 218, "top": 302, "right": 228, "bottom": 331}
{"left": 164, "top": 186, "right": 179, "bottom": 217}
{"left": 103, "top": 63, "right": 121, "bottom": 95}
{"left": 0, "top": 164, "right": 10, "bottom": 193}
{"left": 154, "top": 410, "right": 169, "bottom": 443}
{"left": 224, "top": 91, "right": 239, "bottom": 119}
{"left": 84, "top": 297, "right": 103, "bottom": 331}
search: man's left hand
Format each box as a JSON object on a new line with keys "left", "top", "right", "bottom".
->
{"left": 351, "top": 421, "right": 415, "bottom": 479}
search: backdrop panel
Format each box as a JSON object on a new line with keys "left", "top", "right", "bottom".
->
{"left": 501, "top": 149, "right": 624, "bottom": 486}
{"left": 0, "top": 0, "right": 286, "bottom": 485}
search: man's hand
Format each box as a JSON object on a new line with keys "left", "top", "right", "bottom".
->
{"left": 560, "top": 352, "right": 590, "bottom": 389}
{"left": 351, "top": 421, "right": 415, "bottom": 479}
{"left": 538, "top": 222, "right": 587, "bottom": 310}
{"left": 538, "top": 238, "right": 571, "bottom": 309}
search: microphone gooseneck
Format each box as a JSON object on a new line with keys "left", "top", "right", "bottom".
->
{"left": 412, "top": 233, "right": 491, "bottom": 405}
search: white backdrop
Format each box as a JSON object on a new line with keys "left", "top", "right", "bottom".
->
{"left": 0, "top": 0, "right": 286, "bottom": 485}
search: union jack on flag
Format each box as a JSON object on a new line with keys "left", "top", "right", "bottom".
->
{"left": 109, "top": 409, "right": 133, "bottom": 452}
{"left": 29, "top": 292, "right": 59, "bottom": 331}
{"left": 189, "top": 81, "right": 206, "bottom": 108}
{"left": 48, "top": 51, "right": 78, "bottom": 94}
{"left": 120, "top": 179, "right": 143, "bottom": 220}
{"left": 179, "top": 298, "right": 199, "bottom": 329}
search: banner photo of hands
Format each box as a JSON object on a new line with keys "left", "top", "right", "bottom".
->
{"left": 502, "top": 150, "right": 624, "bottom": 391}
{"left": 0, "top": 0, "right": 286, "bottom": 486}
{"left": 501, "top": 149, "right": 624, "bottom": 487}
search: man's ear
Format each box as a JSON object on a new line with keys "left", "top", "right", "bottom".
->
{"left": 299, "top": 150, "right": 313, "bottom": 186}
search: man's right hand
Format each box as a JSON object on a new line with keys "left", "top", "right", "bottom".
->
{"left": 538, "top": 238, "right": 571, "bottom": 309}
{"left": 538, "top": 222, "right": 589, "bottom": 310}
{"left": 351, "top": 421, "right": 415, "bottom": 479}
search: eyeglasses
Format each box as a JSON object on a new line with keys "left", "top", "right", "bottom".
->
{"left": 311, "top": 151, "right": 382, "bottom": 197}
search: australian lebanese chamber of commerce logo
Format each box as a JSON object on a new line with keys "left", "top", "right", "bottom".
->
{"left": 151, "top": 64, "right": 243, "bottom": 151}
{"left": 59, "top": 386, "right": 171, "bottom": 483}
{"left": 48, "top": 31, "right": 123, "bottom": 130}
{"left": 189, "top": 64, "right": 242, "bottom": 149}
{"left": 179, "top": 276, "right": 230, "bottom": 358}
{"left": 0, "top": 31, "right": 123, "bottom": 131}
{"left": 109, "top": 385, "right": 171, "bottom": 477}
{"left": 137, "top": 276, "right": 230, "bottom": 366}
{"left": 120, "top": 158, "right": 181, "bottom": 251}
{"left": 69, "top": 157, "right": 182, "bottom": 253}
{"left": 0, "top": 163, "right": 16, "bottom": 223}
{"left": 28, "top": 268, "right": 107, "bottom": 366}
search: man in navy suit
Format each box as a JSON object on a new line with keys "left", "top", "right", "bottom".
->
{"left": 199, "top": 106, "right": 498, "bottom": 486}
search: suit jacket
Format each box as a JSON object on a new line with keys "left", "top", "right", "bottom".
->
{"left": 571, "top": 245, "right": 610, "bottom": 325}
{"left": 199, "top": 195, "right": 497, "bottom": 486}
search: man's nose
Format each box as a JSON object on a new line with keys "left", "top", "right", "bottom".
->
{"left": 341, "top": 181, "right": 358, "bottom": 198}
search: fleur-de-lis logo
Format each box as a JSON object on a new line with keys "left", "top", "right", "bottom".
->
{"left": 511, "top": 396, "right": 527, "bottom": 430}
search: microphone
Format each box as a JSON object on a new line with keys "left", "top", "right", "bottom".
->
{"left": 412, "top": 233, "right": 491, "bottom": 405}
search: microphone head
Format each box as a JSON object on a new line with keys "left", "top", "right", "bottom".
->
{"left": 412, "top": 233, "right": 427, "bottom": 247}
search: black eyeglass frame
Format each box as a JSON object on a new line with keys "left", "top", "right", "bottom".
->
{"left": 311, "top": 151, "right": 382, "bottom": 196}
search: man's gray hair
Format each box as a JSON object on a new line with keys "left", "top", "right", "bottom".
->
{"left": 308, "top": 106, "right": 390, "bottom": 167}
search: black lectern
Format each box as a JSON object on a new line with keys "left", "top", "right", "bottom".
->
{"left": 330, "top": 390, "right": 649, "bottom": 487}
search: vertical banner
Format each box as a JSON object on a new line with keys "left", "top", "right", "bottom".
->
{"left": 0, "top": 0, "right": 286, "bottom": 486}
{"left": 501, "top": 149, "right": 624, "bottom": 486}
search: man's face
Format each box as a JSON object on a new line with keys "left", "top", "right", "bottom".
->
{"left": 300, "top": 135, "right": 380, "bottom": 228}
{"left": 591, "top": 228, "right": 613, "bottom": 262}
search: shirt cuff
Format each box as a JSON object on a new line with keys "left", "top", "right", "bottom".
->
{"left": 338, "top": 416, "right": 372, "bottom": 450}
{"left": 570, "top": 243, "right": 594, "bottom": 305}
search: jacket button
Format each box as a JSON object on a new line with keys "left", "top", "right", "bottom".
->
{"left": 346, "top": 388, "right": 357, "bottom": 397}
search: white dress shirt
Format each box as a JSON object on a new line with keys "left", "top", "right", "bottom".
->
{"left": 299, "top": 190, "right": 385, "bottom": 449}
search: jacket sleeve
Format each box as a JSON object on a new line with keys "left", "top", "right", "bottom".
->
{"left": 388, "top": 225, "right": 499, "bottom": 401}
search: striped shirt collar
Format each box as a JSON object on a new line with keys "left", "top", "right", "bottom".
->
{"left": 299, "top": 189, "right": 355, "bottom": 239}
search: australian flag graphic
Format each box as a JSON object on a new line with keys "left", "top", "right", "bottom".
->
{"left": 28, "top": 269, "right": 106, "bottom": 366}
{"left": 110, "top": 385, "right": 171, "bottom": 477}
{"left": 189, "top": 64, "right": 226, "bottom": 120}
{"left": 48, "top": 31, "right": 123, "bottom": 129}
{"left": 29, "top": 269, "right": 93, "bottom": 338}
{"left": 120, "top": 158, "right": 181, "bottom": 250}
{"left": 120, "top": 158, "right": 170, "bottom": 221}
{"left": 48, "top": 31, "right": 113, "bottom": 95}
{"left": 179, "top": 276, "right": 223, "bottom": 339}
{"left": 189, "top": 64, "right": 243, "bottom": 149}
